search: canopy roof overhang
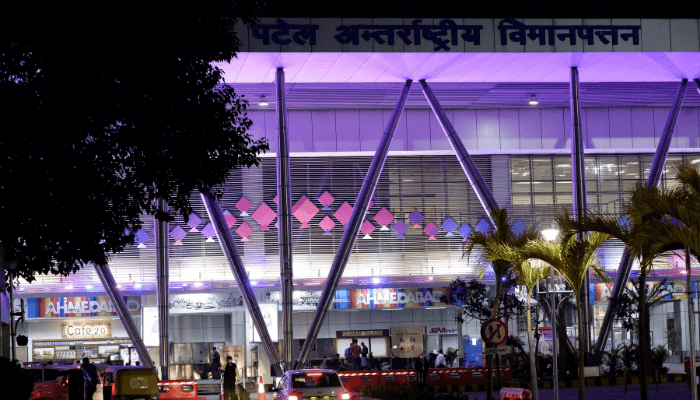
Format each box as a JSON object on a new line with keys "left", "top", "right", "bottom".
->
{"left": 217, "top": 52, "right": 700, "bottom": 84}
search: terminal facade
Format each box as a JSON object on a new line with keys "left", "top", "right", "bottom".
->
{"left": 7, "top": 16, "right": 700, "bottom": 382}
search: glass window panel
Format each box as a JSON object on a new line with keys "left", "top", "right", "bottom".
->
{"left": 531, "top": 158, "right": 553, "bottom": 180}
{"left": 511, "top": 158, "right": 531, "bottom": 181}
{"left": 556, "top": 195, "right": 573, "bottom": 205}
{"left": 555, "top": 181, "right": 572, "bottom": 192}
{"left": 599, "top": 180, "right": 619, "bottom": 192}
{"left": 532, "top": 181, "right": 554, "bottom": 193}
{"left": 534, "top": 195, "right": 554, "bottom": 205}
{"left": 513, "top": 195, "right": 532, "bottom": 205}
{"left": 512, "top": 182, "right": 531, "bottom": 193}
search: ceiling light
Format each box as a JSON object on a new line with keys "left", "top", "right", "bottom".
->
{"left": 181, "top": 283, "right": 188, "bottom": 287}
{"left": 251, "top": 281, "right": 258, "bottom": 286}
{"left": 117, "top": 284, "right": 123, "bottom": 289}
{"left": 528, "top": 94, "right": 539, "bottom": 105}
{"left": 258, "top": 95, "right": 269, "bottom": 106}
{"left": 372, "top": 277, "right": 380, "bottom": 284}
{"left": 66, "top": 285, "right": 74, "bottom": 290}
{"left": 134, "top": 283, "right": 142, "bottom": 289}
{"left": 86, "top": 285, "right": 93, "bottom": 290}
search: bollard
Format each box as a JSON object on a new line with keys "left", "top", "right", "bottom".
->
{"left": 499, "top": 387, "right": 532, "bottom": 400}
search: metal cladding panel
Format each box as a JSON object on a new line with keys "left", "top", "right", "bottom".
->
{"left": 19, "top": 153, "right": 700, "bottom": 292}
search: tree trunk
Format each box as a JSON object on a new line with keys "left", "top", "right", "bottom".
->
{"left": 486, "top": 279, "right": 502, "bottom": 400}
{"left": 527, "top": 304, "right": 539, "bottom": 400}
{"left": 576, "top": 296, "right": 586, "bottom": 400}
{"left": 638, "top": 271, "right": 649, "bottom": 400}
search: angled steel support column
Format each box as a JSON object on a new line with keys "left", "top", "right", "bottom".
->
{"left": 423, "top": 78, "right": 578, "bottom": 355}
{"left": 200, "top": 190, "right": 284, "bottom": 376}
{"left": 296, "top": 80, "right": 413, "bottom": 367}
{"left": 94, "top": 263, "right": 154, "bottom": 368}
{"left": 593, "top": 78, "right": 688, "bottom": 359}
{"left": 569, "top": 67, "right": 591, "bottom": 362}
{"left": 276, "top": 68, "right": 294, "bottom": 369}
{"left": 155, "top": 198, "right": 170, "bottom": 379}
{"left": 420, "top": 80, "right": 499, "bottom": 220}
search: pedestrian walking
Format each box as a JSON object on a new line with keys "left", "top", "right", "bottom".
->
{"left": 81, "top": 357, "right": 99, "bottom": 400}
{"left": 435, "top": 349, "right": 446, "bottom": 368}
{"left": 361, "top": 342, "right": 369, "bottom": 358}
{"left": 223, "top": 356, "right": 238, "bottom": 400}
{"left": 211, "top": 347, "right": 222, "bottom": 380}
{"left": 350, "top": 340, "right": 362, "bottom": 370}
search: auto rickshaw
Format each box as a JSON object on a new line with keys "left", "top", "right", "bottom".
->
{"left": 101, "top": 365, "right": 159, "bottom": 400}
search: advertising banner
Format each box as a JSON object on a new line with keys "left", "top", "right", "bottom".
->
{"left": 250, "top": 303, "right": 278, "bottom": 343}
{"left": 390, "top": 326, "right": 423, "bottom": 358}
{"left": 142, "top": 307, "right": 159, "bottom": 347}
{"left": 334, "top": 288, "right": 449, "bottom": 309}
{"left": 27, "top": 296, "right": 141, "bottom": 318}
{"left": 169, "top": 292, "right": 243, "bottom": 313}
{"left": 589, "top": 283, "right": 613, "bottom": 301}
{"left": 221, "top": 345, "right": 244, "bottom": 379}
{"left": 264, "top": 290, "right": 325, "bottom": 310}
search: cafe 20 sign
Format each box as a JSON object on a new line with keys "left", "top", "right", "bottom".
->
{"left": 61, "top": 320, "right": 112, "bottom": 340}
{"left": 27, "top": 296, "right": 141, "bottom": 318}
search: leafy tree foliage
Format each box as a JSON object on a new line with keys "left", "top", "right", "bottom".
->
{"left": 0, "top": 2, "right": 268, "bottom": 283}
{"left": 444, "top": 278, "right": 526, "bottom": 324}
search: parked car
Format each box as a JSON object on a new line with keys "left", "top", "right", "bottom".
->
{"left": 27, "top": 364, "right": 88, "bottom": 400}
{"left": 273, "top": 370, "right": 350, "bottom": 400}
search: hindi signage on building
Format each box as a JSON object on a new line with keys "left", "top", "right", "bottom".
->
{"left": 27, "top": 296, "right": 141, "bottom": 318}
{"left": 243, "top": 18, "right": 656, "bottom": 53}
{"left": 61, "top": 320, "right": 112, "bottom": 339}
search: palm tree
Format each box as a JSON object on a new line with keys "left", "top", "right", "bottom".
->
{"left": 556, "top": 161, "right": 700, "bottom": 400}
{"left": 481, "top": 240, "right": 549, "bottom": 400}
{"left": 464, "top": 208, "right": 540, "bottom": 400}
{"left": 518, "top": 232, "right": 612, "bottom": 400}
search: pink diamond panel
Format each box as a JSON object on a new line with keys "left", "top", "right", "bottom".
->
{"left": 424, "top": 221, "right": 439, "bottom": 241}
{"left": 319, "top": 216, "right": 336, "bottom": 235}
{"left": 237, "top": 222, "right": 253, "bottom": 242}
{"left": 292, "top": 195, "right": 319, "bottom": 228}
{"left": 252, "top": 202, "right": 277, "bottom": 231}
{"left": 334, "top": 201, "right": 353, "bottom": 226}
{"left": 318, "top": 191, "right": 335, "bottom": 210}
{"left": 374, "top": 207, "right": 394, "bottom": 227}
{"left": 360, "top": 220, "right": 376, "bottom": 236}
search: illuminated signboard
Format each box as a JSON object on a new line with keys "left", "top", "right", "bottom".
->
{"left": 61, "top": 320, "right": 112, "bottom": 339}
{"left": 27, "top": 296, "right": 141, "bottom": 318}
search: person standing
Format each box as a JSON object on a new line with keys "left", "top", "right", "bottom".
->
{"left": 223, "top": 356, "right": 238, "bottom": 400}
{"left": 435, "top": 349, "right": 446, "bottom": 368}
{"left": 211, "top": 347, "right": 221, "bottom": 380}
{"left": 415, "top": 355, "right": 426, "bottom": 391}
{"left": 81, "top": 357, "right": 99, "bottom": 400}
{"left": 360, "top": 342, "right": 369, "bottom": 358}
{"left": 350, "top": 340, "right": 362, "bottom": 371}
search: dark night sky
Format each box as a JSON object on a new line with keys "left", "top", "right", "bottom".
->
{"left": 260, "top": 0, "right": 683, "bottom": 19}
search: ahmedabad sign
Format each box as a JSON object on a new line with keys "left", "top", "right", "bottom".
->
{"left": 334, "top": 288, "right": 449, "bottom": 309}
{"left": 27, "top": 296, "right": 141, "bottom": 318}
{"left": 61, "top": 320, "right": 112, "bottom": 339}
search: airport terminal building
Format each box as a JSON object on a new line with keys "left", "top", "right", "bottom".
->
{"left": 10, "top": 16, "right": 700, "bottom": 381}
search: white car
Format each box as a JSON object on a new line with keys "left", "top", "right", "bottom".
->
{"left": 273, "top": 369, "right": 351, "bottom": 400}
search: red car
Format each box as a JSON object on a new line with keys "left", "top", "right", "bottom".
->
{"left": 26, "top": 364, "right": 95, "bottom": 400}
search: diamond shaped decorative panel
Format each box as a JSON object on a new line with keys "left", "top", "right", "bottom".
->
{"left": 513, "top": 220, "right": 527, "bottom": 236}
{"left": 442, "top": 217, "right": 457, "bottom": 237}
{"left": 374, "top": 207, "right": 394, "bottom": 231}
{"left": 236, "top": 197, "right": 252, "bottom": 216}
{"left": 361, "top": 220, "right": 376, "bottom": 239}
{"left": 318, "top": 191, "right": 335, "bottom": 210}
{"left": 170, "top": 225, "right": 186, "bottom": 245}
{"left": 393, "top": 220, "right": 408, "bottom": 238}
{"left": 319, "top": 216, "right": 336, "bottom": 235}
{"left": 409, "top": 209, "right": 424, "bottom": 228}
{"left": 475, "top": 218, "right": 491, "bottom": 234}
{"left": 334, "top": 201, "right": 353, "bottom": 226}
{"left": 223, "top": 210, "right": 237, "bottom": 228}
{"left": 236, "top": 222, "right": 253, "bottom": 242}
{"left": 187, "top": 213, "right": 202, "bottom": 232}
{"left": 201, "top": 222, "right": 216, "bottom": 242}
{"left": 423, "top": 221, "right": 439, "bottom": 241}
{"left": 292, "top": 195, "right": 319, "bottom": 228}
{"left": 252, "top": 202, "right": 276, "bottom": 231}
